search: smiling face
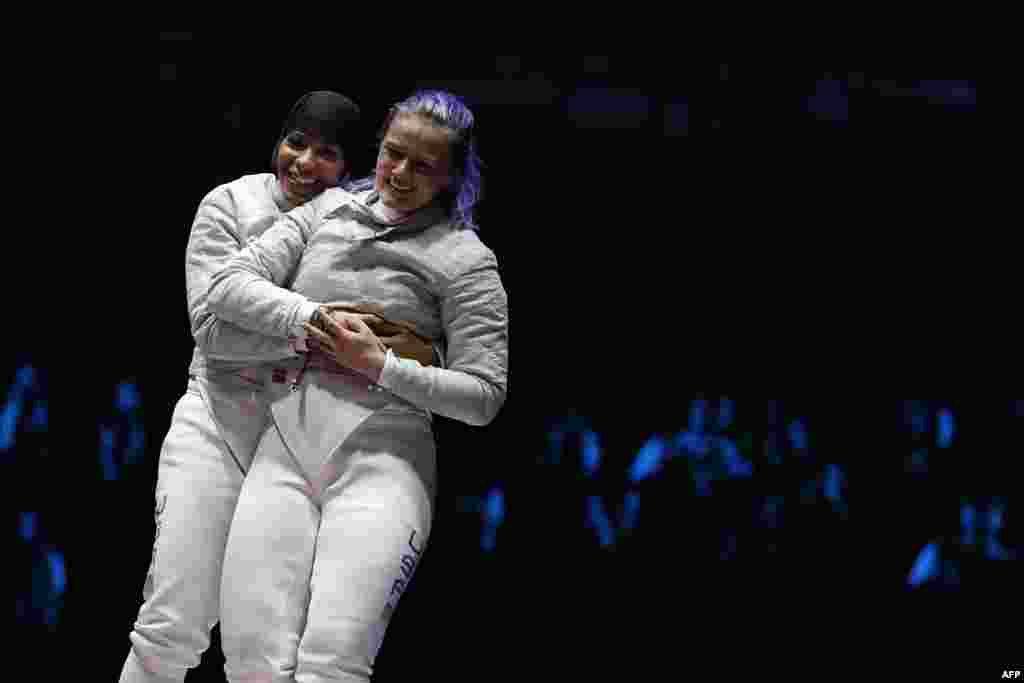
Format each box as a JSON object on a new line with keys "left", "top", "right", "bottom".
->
{"left": 275, "top": 129, "right": 346, "bottom": 207}
{"left": 374, "top": 112, "right": 452, "bottom": 214}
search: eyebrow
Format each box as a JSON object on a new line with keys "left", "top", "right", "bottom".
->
{"left": 383, "top": 139, "right": 441, "bottom": 166}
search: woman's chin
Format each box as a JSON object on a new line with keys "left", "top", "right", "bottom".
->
{"left": 380, "top": 191, "right": 409, "bottom": 210}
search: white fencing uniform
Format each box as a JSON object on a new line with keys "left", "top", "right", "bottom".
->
{"left": 120, "top": 174, "right": 301, "bottom": 683}
{"left": 207, "top": 187, "right": 508, "bottom": 682}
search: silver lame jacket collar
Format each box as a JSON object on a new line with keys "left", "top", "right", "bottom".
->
{"left": 323, "top": 190, "right": 449, "bottom": 242}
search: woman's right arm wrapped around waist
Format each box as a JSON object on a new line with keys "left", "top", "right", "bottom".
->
{"left": 206, "top": 199, "right": 322, "bottom": 339}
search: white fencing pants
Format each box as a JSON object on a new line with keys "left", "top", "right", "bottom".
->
{"left": 120, "top": 373, "right": 269, "bottom": 682}
{"left": 220, "top": 371, "right": 436, "bottom": 683}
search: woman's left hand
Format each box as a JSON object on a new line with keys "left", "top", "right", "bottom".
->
{"left": 304, "top": 308, "right": 388, "bottom": 383}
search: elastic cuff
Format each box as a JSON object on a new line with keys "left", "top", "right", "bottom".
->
{"left": 290, "top": 300, "right": 321, "bottom": 339}
{"left": 376, "top": 347, "right": 398, "bottom": 390}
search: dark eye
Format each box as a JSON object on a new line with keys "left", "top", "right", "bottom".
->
{"left": 320, "top": 147, "right": 340, "bottom": 161}
{"left": 285, "top": 132, "right": 307, "bottom": 148}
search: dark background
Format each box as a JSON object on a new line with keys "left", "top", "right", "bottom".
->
{"left": 8, "top": 44, "right": 1016, "bottom": 679}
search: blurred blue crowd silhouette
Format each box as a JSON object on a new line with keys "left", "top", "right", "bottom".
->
{"left": 460, "top": 396, "right": 1017, "bottom": 594}
{"left": 7, "top": 353, "right": 1018, "bottom": 636}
